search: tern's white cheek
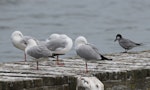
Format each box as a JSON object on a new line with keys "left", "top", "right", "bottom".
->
{"left": 116, "top": 36, "right": 121, "bottom": 40}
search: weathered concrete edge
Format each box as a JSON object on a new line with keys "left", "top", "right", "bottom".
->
{"left": 94, "top": 69, "right": 150, "bottom": 81}
{"left": 0, "top": 75, "right": 77, "bottom": 90}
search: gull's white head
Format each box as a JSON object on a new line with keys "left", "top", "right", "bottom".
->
{"left": 75, "top": 36, "right": 88, "bottom": 46}
{"left": 49, "top": 33, "right": 60, "bottom": 39}
{"left": 46, "top": 33, "right": 60, "bottom": 42}
{"left": 26, "top": 39, "right": 37, "bottom": 46}
{"left": 59, "top": 34, "right": 68, "bottom": 39}
{"left": 11, "top": 31, "right": 26, "bottom": 51}
{"left": 11, "top": 31, "right": 23, "bottom": 38}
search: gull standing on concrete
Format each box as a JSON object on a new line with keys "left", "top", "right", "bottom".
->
{"left": 75, "top": 36, "right": 112, "bottom": 73}
{"left": 114, "top": 34, "right": 142, "bottom": 53}
{"left": 46, "top": 34, "right": 73, "bottom": 65}
{"left": 25, "top": 39, "right": 54, "bottom": 70}
{"left": 11, "top": 31, "right": 37, "bottom": 61}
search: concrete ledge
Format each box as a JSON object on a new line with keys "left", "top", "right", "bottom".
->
{"left": 0, "top": 50, "right": 150, "bottom": 90}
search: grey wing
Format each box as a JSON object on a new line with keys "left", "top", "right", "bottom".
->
{"left": 46, "top": 38, "right": 66, "bottom": 51}
{"left": 119, "top": 38, "right": 138, "bottom": 49}
{"left": 87, "top": 43, "right": 100, "bottom": 54}
{"left": 23, "top": 36, "right": 32, "bottom": 40}
{"left": 27, "top": 46, "right": 52, "bottom": 59}
{"left": 76, "top": 45, "right": 101, "bottom": 60}
{"left": 23, "top": 36, "right": 39, "bottom": 44}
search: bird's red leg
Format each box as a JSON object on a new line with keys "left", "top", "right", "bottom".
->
{"left": 56, "top": 55, "right": 64, "bottom": 66}
{"left": 56, "top": 55, "right": 59, "bottom": 65}
{"left": 36, "top": 61, "right": 39, "bottom": 70}
{"left": 86, "top": 62, "right": 88, "bottom": 73}
{"left": 24, "top": 51, "right": 27, "bottom": 62}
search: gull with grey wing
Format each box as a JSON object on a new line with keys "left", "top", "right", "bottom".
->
{"left": 25, "top": 39, "right": 54, "bottom": 70}
{"left": 75, "top": 36, "right": 112, "bottom": 72}
{"left": 11, "top": 31, "right": 38, "bottom": 61}
{"left": 46, "top": 34, "right": 73, "bottom": 65}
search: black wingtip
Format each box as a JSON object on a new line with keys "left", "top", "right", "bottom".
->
{"left": 100, "top": 55, "right": 112, "bottom": 61}
{"left": 49, "top": 54, "right": 55, "bottom": 58}
{"left": 136, "top": 43, "right": 143, "bottom": 46}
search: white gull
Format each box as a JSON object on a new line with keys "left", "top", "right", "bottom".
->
{"left": 75, "top": 36, "right": 112, "bottom": 72}
{"left": 45, "top": 34, "right": 73, "bottom": 65}
{"left": 11, "top": 31, "right": 37, "bottom": 61}
{"left": 25, "top": 39, "right": 54, "bottom": 70}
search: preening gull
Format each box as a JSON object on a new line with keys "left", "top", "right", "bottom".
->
{"left": 114, "top": 34, "right": 142, "bottom": 53}
{"left": 46, "top": 33, "right": 60, "bottom": 42}
{"left": 46, "top": 34, "right": 73, "bottom": 65}
{"left": 75, "top": 36, "right": 112, "bottom": 72}
{"left": 11, "top": 31, "right": 37, "bottom": 61}
{"left": 25, "top": 39, "right": 54, "bottom": 70}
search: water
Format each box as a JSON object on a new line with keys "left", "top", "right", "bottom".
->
{"left": 0, "top": 0, "right": 150, "bottom": 62}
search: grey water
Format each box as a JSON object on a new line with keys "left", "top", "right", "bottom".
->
{"left": 0, "top": 0, "right": 150, "bottom": 62}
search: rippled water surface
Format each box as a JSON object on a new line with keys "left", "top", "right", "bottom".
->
{"left": 0, "top": 0, "right": 150, "bottom": 62}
